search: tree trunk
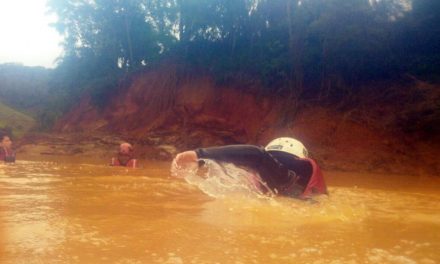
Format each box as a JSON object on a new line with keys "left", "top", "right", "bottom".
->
{"left": 282, "top": 0, "right": 303, "bottom": 125}
{"left": 124, "top": 14, "right": 134, "bottom": 69}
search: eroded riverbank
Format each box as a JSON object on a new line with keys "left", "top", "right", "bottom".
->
{"left": 1, "top": 159, "right": 439, "bottom": 263}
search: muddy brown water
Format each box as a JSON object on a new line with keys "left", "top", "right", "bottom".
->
{"left": 0, "top": 159, "right": 439, "bottom": 263}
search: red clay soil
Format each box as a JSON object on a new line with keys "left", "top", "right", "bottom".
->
{"left": 54, "top": 67, "right": 439, "bottom": 175}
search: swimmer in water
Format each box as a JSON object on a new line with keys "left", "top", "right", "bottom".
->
{"left": 0, "top": 132, "right": 16, "bottom": 163}
{"left": 173, "top": 137, "right": 327, "bottom": 199}
{"left": 110, "top": 142, "right": 137, "bottom": 168}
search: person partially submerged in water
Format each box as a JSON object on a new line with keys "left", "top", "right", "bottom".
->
{"left": 111, "top": 142, "right": 137, "bottom": 168}
{"left": 0, "top": 132, "right": 16, "bottom": 163}
{"left": 173, "top": 137, "right": 327, "bottom": 199}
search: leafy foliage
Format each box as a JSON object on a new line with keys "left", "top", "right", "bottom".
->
{"left": 0, "top": 63, "right": 51, "bottom": 112}
{"left": 37, "top": 0, "right": 440, "bottom": 133}
{"left": 47, "top": 0, "right": 439, "bottom": 94}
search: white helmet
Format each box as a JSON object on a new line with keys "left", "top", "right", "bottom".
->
{"left": 265, "top": 137, "right": 308, "bottom": 158}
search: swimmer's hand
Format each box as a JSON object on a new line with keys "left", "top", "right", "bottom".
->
{"left": 171, "top": 151, "right": 198, "bottom": 177}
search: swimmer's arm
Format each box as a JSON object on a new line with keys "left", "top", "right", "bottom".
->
{"left": 174, "top": 145, "right": 265, "bottom": 169}
{"left": 194, "top": 145, "right": 266, "bottom": 169}
{"left": 173, "top": 150, "right": 198, "bottom": 169}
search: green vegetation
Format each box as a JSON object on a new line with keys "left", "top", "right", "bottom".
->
{"left": 1, "top": 0, "right": 439, "bottom": 137}
{"left": 0, "top": 63, "right": 51, "bottom": 113}
{"left": 0, "top": 63, "right": 64, "bottom": 131}
{"left": 0, "top": 101, "right": 35, "bottom": 138}
{"left": 43, "top": 0, "right": 439, "bottom": 137}
{"left": 47, "top": 0, "right": 439, "bottom": 96}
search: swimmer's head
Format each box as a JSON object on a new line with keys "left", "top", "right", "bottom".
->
{"left": 0, "top": 132, "right": 12, "bottom": 149}
{"left": 265, "top": 137, "right": 308, "bottom": 158}
{"left": 119, "top": 142, "right": 133, "bottom": 154}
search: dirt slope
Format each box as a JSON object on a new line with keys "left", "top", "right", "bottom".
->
{"left": 50, "top": 67, "right": 438, "bottom": 175}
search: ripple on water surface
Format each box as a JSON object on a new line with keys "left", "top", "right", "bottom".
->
{"left": 0, "top": 160, "right": 439, "bottom": 263}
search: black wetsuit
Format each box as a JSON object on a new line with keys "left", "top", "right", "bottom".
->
{"left": 195, "top": 145, "right": 312, "bottom": 196}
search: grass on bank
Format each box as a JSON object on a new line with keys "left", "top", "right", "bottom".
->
{"left": 0, "top": 101, "right": 35, "bottom": 138}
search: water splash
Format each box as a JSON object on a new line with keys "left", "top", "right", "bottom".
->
{"left": 171, "top": 159, "right": 273, "bottom": 199}
{"left": 2, "top": 160, "right": 440, "bottom": 263}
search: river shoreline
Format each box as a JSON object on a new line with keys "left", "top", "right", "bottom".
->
{"left": 15, "top": 132, "right": 439, "bottom": 177}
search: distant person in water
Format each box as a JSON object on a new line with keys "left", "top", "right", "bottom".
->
{"left": 173, "top": 137, "right": 327, "bottom": 199}
{"left": 110, "top": 142, "right": 137, "bottom": 168}
{"left": 0, "top": 132, "right": 16, "bottom": 163}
